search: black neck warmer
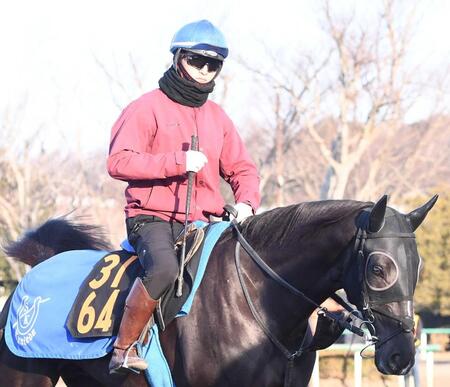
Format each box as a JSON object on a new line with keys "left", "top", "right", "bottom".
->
{"left": 158, "top": 66, "right": 215, "bottom": 107}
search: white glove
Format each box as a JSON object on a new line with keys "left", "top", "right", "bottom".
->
{"left": 232, "top": 202, "right": 254, "bottom": 223}
{"left": 186, "top": 150, "right": 208, "bottom": 172}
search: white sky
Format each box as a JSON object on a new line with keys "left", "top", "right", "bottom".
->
{"left": 0, "top": 0, "right": 449, "bottom": 154}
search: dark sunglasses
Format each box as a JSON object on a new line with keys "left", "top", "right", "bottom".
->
{"left": 184, "top": 53, "right": 223, "bottom": 72}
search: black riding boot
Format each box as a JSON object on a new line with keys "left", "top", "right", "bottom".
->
{"left": 109, "top": 278, "right": 157, "bottom": 374}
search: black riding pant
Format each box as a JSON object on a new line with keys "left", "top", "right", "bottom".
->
{"left": 126, "top": 215, "right": 184, "bottom": 300}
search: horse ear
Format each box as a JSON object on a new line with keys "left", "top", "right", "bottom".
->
{"left": 368, "top": 195, "right": 388, "bottom": 233}
{"left": 406, "top": 194, "right": 439, "bottom": 231}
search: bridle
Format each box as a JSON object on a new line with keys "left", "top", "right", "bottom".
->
{"left": 230, "top": 213, "right": 418, "bottom": 382}
{"left": 350, "top": 227, "right": 416, "bottom": 353}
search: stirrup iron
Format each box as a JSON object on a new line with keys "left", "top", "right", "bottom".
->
{"left": 115, "top": 341, "right": 144, "bottom": 374}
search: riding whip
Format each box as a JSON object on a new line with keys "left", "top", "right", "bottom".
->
{"left": 176, "top": 135, "right": 198, "bottom": 297}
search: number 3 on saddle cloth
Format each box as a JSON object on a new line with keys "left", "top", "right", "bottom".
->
{"left": 3, "top": 221, "right": 230, "bottom": 364}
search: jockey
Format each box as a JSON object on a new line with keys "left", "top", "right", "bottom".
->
{"left": 107, "top": 19, "right": 260, "bottom": 374}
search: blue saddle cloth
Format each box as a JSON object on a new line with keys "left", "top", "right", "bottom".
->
{"left": 5, "top": 221, "right": 230, "bottom": 387}
{"left": 5, "top": 249, "right": 111, "bottom": 359}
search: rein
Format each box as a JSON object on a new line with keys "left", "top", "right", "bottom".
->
{"left": 231, "top": 215, "right": 417, "bottom": 378}
{"left": 231, "top": 220, "right": 363, "bottom": 329}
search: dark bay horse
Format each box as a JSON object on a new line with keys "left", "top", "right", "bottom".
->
{"left": 0, "top": 196, "right": 437, "bottom": 387}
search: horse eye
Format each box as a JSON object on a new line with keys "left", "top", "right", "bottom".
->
{"left": 372, "top": 265, "right": 384, "bottom": 277}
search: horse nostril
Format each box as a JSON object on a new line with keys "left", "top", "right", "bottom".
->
{"left": 388, "top": 353, "right": 401, "bottom": 372}
{"left": 388, "top": 352, "right": 406, "bottom": 374}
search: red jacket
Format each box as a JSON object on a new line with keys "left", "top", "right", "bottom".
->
{"left": 107, "top": 89, "right": 260, "bottom": 222}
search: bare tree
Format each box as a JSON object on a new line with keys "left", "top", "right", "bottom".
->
{"left": 93, "top": 53, "right": 150, "bottom": 110}
{"left": 242, "top": 0, "right": 449, "bottom": 206}
{"left": 0, "top": 102, "right": 126, "bottom": 286}
{"left": 0, "top": 103, "right": 58, "bottom": 281}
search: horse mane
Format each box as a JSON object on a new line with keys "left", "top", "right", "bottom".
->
{"left": 3, "top": 217, "right": 112, "bottom": 267}
{"left": 240, "top": 200, "right": 371, "bottom": 250}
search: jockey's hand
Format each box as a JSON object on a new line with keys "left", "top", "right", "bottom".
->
{"left": 186, "top": 150, "right": 208, "bottom": 173}
{"left": 232, "top": 202, "right": 254, "bottom": 223}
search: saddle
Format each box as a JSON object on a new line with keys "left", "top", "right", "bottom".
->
{"left": 174, "top": 222, "right": 205, "bottom": 266}
{"left": 65, "top": 223, "right": 207, "bottom": 339}
{"left": 157, "top": 223, "right": 206, "bottom": 330}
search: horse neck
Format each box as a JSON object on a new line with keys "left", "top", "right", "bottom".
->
{"left": 238, "top": 208, "right": 359, "bottom": 338}
{"left": 266, "top": 227, "right": 354, "bottom": 303}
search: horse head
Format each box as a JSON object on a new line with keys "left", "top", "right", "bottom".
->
{"left": 343, "top": 194, "right": 438, "bottom": 375}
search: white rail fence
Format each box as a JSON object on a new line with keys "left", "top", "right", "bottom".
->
{"left": 309, "top": 337, "right": 443, "bottom": 387}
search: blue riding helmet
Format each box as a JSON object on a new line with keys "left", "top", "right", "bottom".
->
{"left": 170, "top": 20, "right": 229, "bottom": 60}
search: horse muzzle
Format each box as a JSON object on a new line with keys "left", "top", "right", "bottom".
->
{"left": 375, "top": 343, "right": 415, "bottom": 375}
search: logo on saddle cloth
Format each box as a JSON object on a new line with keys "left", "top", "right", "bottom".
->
{"left": 13, "top": 295, "right": 50, "bottom": 345}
